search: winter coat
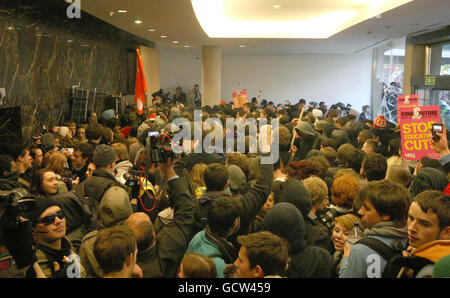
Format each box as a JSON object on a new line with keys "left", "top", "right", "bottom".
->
{"left": 78, "top": 186, "right": 133, "bottom": 277}
{"left": 137, "top": 177, "right": 195, "bottom": 278}
{"left": 262, "top": 202, "right": 333, "bottom": 278}
{"left": 339, "top": 221, "right": 408, "bottom": 278}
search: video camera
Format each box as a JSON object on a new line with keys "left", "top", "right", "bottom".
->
{"left": 123, "top": 171, "right": 141, "bottom": 199}
{"left": 0, "top": 188, "right": 36, "bottom": 246}
{"left": 146, "top": 130, "right": 182, "bottom": 164}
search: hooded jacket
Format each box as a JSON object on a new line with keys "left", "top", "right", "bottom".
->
{"left": 395, "top": 240, "right": 450, "bottom": 278}
{"left": 262, "top": 202, "right": 333, "bottom": 278}
{"left": 293, "top": 121, "right": 321, "bottom": 161}
{"left": 339, "top": 221, "right": 408, "bottom": 278}
{"left": 137, "top": 176, "right": 195, "bottom": 278}
{"left": 77, "top": 169, "right": 121, "bottom": 203}
{"left": 78, "top": 186, "right": 133, "bottom": 277}
{"left": 50, "top": 191, "right": 95, "bottom": 253}
{"left": 279, "top": 179, "right": 333, "bottom": 251}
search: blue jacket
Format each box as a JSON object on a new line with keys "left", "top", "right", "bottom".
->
{"left": 339, "top": 235, "right": 408, "bottom": 278}
{"left": 186, "top": 230, "right": 227, "bottom": 278}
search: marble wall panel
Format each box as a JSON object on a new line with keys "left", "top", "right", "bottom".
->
{"left": 0, "top": 0, "right": 152, "bottom": 143}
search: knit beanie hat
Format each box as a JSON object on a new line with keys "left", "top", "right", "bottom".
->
{"left": 262, "top": 202, "right": 306, "bottom": 252}
{"left": 29, "top": 197, "right": 62, "bottom": 226}
{"left": 227, "top": 165, "right": 247, "bottom": 192}
{"left": 279, "top": 179, "right": 312, "bottom": 217}
{"left": 410, "top": 167, "right": 449, "bottom": 197}
{"left": 41, "top": 133, "right": 56, "bottom": 152}
{"left": 373, "top": 115, "right": 387, "bottom": 128}
{"left": 432, "top": 254, "right": 450, "bottom": 278}
{"left": 92, "top": 144, "right": 117, "bottom": 167}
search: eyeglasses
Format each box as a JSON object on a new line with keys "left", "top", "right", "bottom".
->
{"left": 36, "top": 210, "right": 65, "bottom": 225}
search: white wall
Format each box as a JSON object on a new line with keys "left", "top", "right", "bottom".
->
{"left": 160, "top": 49, "right": 373, "bottom": 112}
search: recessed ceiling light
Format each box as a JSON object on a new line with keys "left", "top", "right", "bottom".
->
{"left": 273, "top": 4, "right": 281, "bottom": 9}
{"left": 148, "top": 29, "right": 156, "bottom": 32}
{"left": 117, "top": 10, "right": 127, "bottom": 13}
{"left": 134, "top": 20, "right": 143, "bottom": 24}
{"left": 67, "top": 40, "right": 73, "bottom": 43}
{"left": 161, "top": 35, "right": 167, "bottom": 38}
{"left": 184, "top": 45, "right": 190, "bottom": 48}
{"left": 239, "top": 45, "right": 246, "bottom": 48}
{"left": 172, "top": 41, "right": 179, "bottom": 44}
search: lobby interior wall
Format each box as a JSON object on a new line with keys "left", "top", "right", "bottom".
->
{"left": 160, "top": 49, "right": 373, "bottom": 112}
{"left": 0, "top": 0, "right": 152, "bottom": 141}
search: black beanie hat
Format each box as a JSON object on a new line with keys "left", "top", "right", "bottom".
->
{"left": 30, "top": 197, "right": 62, "bottom": 226}
{"left": 279, "top": 179, "right": 312, "bottom": 217}
{"left": 262, "top": 202, "right": 306, "bottom": 252}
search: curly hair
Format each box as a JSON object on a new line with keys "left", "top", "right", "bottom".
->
{"left": 43, "top": 151, "right": 67, "bottom": 175}
{"left": 331, "top": 174, "right": 361, "bottom": 208}
{"left": 287, "top": 160, "right": 320, "bottom": 181}
{"left": 362, "top": 153, "right": 387, "bottom": 181}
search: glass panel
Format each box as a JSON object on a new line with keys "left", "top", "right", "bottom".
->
{"left": 371, "top": 37, "right": 405, "bottom": 124}
{"left": 441, "top": 44, "right": 450, "bottom": 75}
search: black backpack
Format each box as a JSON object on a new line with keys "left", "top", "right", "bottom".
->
{"left": 356, "top": 237, "right": 405, "bottom": 278}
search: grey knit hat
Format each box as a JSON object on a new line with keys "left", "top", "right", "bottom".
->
{"left": 92, "top": 144, "right": 117, "bottom": 167}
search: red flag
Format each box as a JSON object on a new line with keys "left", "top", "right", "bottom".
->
{"left": 134, "top": 49, "right": 148, "bottom": 115}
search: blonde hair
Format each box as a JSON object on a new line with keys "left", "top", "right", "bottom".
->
{"left": 303, "top": 176, "right": 328, "bottom": 206}
{"left": 43, "top": 151, "right": 67, "bottom": 175}
{"left": 334, "top": 213, "right": 365, "bottom": 231}
{"left": 190, "top": 163, "right": 207, "bottom": 189}
{"left": 111, "top": 142, "right": 129, "bottom": 160}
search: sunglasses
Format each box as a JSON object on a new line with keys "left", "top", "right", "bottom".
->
{"left": 36, "top": 210, "right": 65, "bottom": 225}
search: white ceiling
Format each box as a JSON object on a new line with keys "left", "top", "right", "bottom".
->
{"left": 80, "top": 0, "right": 450, "bottom": 54}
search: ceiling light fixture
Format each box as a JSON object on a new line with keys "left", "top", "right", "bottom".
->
{"left": 191, "top": 0, "right": 413, "bottom": 38}
{"left": 239, "top": 45, "right": 246, "bottom": 48}
{"left": 172, "top": 41, "right": 179, "bottom": 44}
{"left": 148, "top": 29, "right": 156, "bottom": 32}
{"left": 117, "top": 10, "right": 127, "bottom": 13}
{"left": 161, "top": 35, "right": 167, "bottom": 38}
{"left": 184, "top": 45, "right": 190, "bottom": 48}
{"left": 134, "top": 20, "right": 143, "bottom": 24}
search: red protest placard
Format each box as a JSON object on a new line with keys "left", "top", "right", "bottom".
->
{"left": 398, "top": 105, "right": 441, "bottom": 160}
{"left": 398, "top": 94, "right": 420, "bottom": 109}
{"left": 232, "top": 89, "right": 248, "bottom": 108}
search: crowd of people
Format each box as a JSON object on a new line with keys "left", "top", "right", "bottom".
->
{"left": 0, "top": 92, "right": 450, "bottom": 279}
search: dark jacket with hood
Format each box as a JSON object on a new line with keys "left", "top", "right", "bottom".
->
{"left": 137, "top": 176, "right": 195, "bottom": 278}
{"left": 0, "top": 171, "right": 23, "bottom": 190}
{"left": 78, "top": 186, "right": 133, "bottom": 278}
{"left": 76, "top": 169, "right": 121, "bottom": 204}
{"left": 279, "top": 178, "right": 333, "bottom": 252}
{"left": 294, "top": 121, "right": 321, "bottom": 161}
{"left": 262, "top": 202, "right": 333, "bottom": 278}
{"left": 192, "top": 162, "right": 273, "bottom": 239}
{"left": 50, "top": 191, "right": 96, "bottom": 253}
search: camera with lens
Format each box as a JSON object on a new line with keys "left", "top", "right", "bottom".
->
{"left": 62, "top": 175, "right": 77, "bottom": 191}
{"left": 123, "top": 171, "right": 140, "bottom": 199}
{"left": 0, "top": 188, "right": 36, "bottom": 229}
{"left": 147, "top": 130, "right": 182, "bottom": 164}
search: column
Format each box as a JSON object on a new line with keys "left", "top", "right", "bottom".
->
{"left": 139, "top": 46, "right": 161, "bottom": 107}
{"left": 201, "top": 46, "right": 221, "bottom": 107}
{"left": 403, "top": 43, "right": 426, "bottom": 95}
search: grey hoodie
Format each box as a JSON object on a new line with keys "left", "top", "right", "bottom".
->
{"left": 78, "top": 186, "right": 133, "bottom": 277}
